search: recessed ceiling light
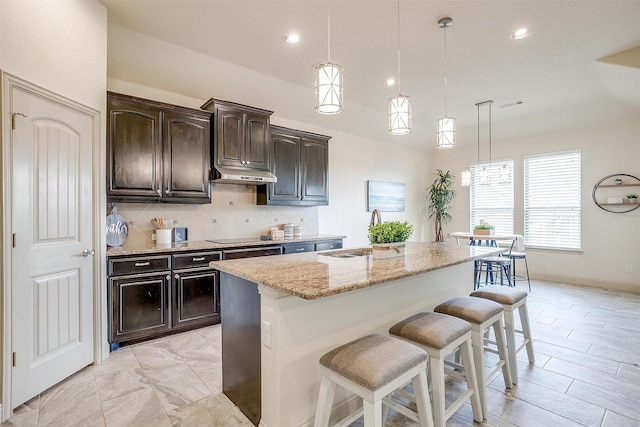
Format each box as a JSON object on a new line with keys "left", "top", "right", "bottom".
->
{"left": 510, "top": 28, "right": 532, "bottom": 40}
{"left": 284, "top": 34, "right": 300, "bottom": 44}
{"left": 384, "top": 78, "right": 396, "bottom": 86}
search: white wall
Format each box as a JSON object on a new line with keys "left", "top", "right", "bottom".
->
{"left": 0, "top": 0, "right": 107, "bottom": 112}
{"left": 107, "top": 27, "right": 430, "bottom": 249}
{"left": 1, "top": 0, "right": 108, "bottom": 408}
{"left": 429, "top": 118, "right": 640, "bottom": 291}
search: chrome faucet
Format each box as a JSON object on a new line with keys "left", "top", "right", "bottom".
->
{"left": 369, "top": 209, "right": 382, "bottom": 227}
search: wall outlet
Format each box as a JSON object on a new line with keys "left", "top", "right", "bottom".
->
{"left": 262, "top": 320, "right": 272, "bottom": 348}
{"left": 625, "top": 264, "right": 634, "bottom": 273}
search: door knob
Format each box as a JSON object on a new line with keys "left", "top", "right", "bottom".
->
{"left": 82, "top": 249, "right": 95, "bottom": 257}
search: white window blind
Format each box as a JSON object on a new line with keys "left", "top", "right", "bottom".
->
{"left": 524, "top": 150, "right": 581, "bottom": 250}
{"left": 469, "top": 161, "right": 514, "bottom": 235}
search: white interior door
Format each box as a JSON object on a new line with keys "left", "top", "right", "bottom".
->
{"left": 10, "top": 83, "right": 96, "bottom": 408}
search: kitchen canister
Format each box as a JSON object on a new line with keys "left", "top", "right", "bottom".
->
{"left": 156, "top": 228, "right": 173, "bottom": 245}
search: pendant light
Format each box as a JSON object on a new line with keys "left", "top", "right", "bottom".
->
{"left": 388, "top": 0, "right": 411, "bottom": 135}
{"left": 315, "top": 0, "right": 343, "bottom": 114}
{"left": 436, "top": 17, "right": 455, "bottom": 149}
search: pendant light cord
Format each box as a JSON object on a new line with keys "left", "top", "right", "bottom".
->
{"left": 396, "top": 0, "right": 401, "bottom": 94}
{"left": 477, "top": 103, "right": 480, "bottom": 166}
{"left": 443, "top": 24, "right": 447, "bottom": 114}
{"left": 489, "top": 100, "right": 492, "bottom": 166}
{"left": 327, "top": 0, "right": 331, "bottom": 62}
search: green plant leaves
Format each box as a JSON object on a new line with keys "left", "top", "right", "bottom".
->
{"left": 368, "top": 221, "right": 414, "bottom": 244}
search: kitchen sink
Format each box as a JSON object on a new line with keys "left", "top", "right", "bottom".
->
{"left": 317, "top": 248, "right": 372, "bottom": 258}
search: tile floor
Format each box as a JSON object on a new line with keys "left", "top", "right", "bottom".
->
{"left": 3, "top": 280, "right": 640, "bottom": 426}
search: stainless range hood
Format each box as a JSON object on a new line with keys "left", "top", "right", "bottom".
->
{"left": 212, "top": 165, "right": 277, "bottom": 185}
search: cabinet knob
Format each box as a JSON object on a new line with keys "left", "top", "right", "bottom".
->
{"left": 156, "top": 189, "right": 162, "bottom": 195}
{"left": 174, "top": 273, "right": 179, "bottom": 279}
{"left": 165, "top": 189, "right": 170, "bottom": 194}
{"left": 166, "top": 274, "right": 171, "bottom": 281}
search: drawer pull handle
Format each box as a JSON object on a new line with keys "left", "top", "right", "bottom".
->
{"left": 296, "top": 248, "right": 305, "bottom": 252}
{"left": 192, "top": 257, "right": 205, "bottom": 262}
{"left": 134, "top": 262, "right": 150, "bottom": 267}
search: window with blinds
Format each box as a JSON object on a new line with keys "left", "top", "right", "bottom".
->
{"left": 524, "top": 150, "right": 581, "bottom": 250}
{"left": 469, "top": 161, "right": 514, "bottom": 234}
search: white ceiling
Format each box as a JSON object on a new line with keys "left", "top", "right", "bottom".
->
{"left": 100, "top": 0, "right": 640, "bottom": 151}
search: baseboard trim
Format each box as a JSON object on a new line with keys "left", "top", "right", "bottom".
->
{"left": 532, "top": 274, "right": 640, "bottom": 294}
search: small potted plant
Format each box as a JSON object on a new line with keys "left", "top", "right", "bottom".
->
{"left": 627, "top": 194, "right": 638, "bottom": 203}
{"left": 368, "top": 220, "right": 414, "bottom": 259}
{"left": 474, "top": 223, "right": 495, "bottom": 236}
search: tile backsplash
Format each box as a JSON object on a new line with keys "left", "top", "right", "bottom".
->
{"left": 112, "top": 184, "right": 319, "bottom": 246}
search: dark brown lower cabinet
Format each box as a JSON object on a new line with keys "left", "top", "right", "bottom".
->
{"left": 172, "top": 267, "right": 220, "bottom": 331}
{"left": 108, "top": 251, "right": 221, "bottom": 350}
{"left": 110, "top": 271, "right": 171, "bottom": 348}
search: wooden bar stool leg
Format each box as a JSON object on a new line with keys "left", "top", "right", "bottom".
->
{"left": 314, "top": 377, "right": 336, "bottom": 427}
{"left": 519, "top": 302, "right": 535, "bottom": 364}
{"left": 460, "top": 339, "right": 483, "bottom": 422}
{"left": 502, "top": 307, "right": 518, "bottom": 383}
{"left": 430, "top": 355, "right": 446, "bottom": 426}
{"left": 413, "top": 370, "right": 434, "bottom": 427}
{"left": 471, "top": 326, "right": 488, "bottom": 420}
{"left": 493, "top": 317, "right": 513, "bottom": 388}
{"left": 363, "top": 400, "right": 383, "bottom": 427}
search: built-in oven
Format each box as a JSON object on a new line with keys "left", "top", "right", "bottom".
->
{"left": 221, "top": 245, "right": 283, "bottom": 260}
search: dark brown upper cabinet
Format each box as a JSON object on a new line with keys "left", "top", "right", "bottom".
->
{"left": 107, "top": 92, "right": 211, "bottom": 204}
{"left": 257, "top": 125, "right": 330, "bottom": 206}
{"left": 201, "top": 98, "right": 273, "bottom": 173}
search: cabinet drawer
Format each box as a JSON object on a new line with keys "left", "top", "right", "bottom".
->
{"left": 315, "top": 240, "right": 343, "bottom": 251}
{"left": 108, "top": 255, "right": 171, "bottom": 276}
{"left": 282, "top": 242, "right": 315, "bottom": 254}
{"left": 173, "top": 251, "right": 222, "bottom": 269}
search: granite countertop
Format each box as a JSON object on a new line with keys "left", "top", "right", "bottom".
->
{"left": 106, "top": 234, "right": 346, "bottom": 257}
{"left": 210, "top": 242, "right": 502, "bottom": 300}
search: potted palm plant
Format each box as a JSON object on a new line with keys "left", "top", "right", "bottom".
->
{"left": 427, "top": 170, "right": 456, "bottom": 243}
{"left": 368, "top": 221, "right": 414, "bottom": 259}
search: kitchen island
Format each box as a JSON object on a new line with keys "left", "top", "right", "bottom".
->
{"left": 210, "top": 242, "right": 501, "bottom": 427}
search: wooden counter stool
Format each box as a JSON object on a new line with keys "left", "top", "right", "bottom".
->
{"left": 434, "top": 297, "right": 512, "bottom": 419}
{"left": 314, "top": 334, "right": 433, "bottom": 427}
{"left": 389, "top": 312, "right": 483, "bottom": 426}
{"left": 470, "top": 287, "right": 535, "bottom": 384}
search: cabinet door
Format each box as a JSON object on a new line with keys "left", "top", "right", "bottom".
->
{"left": 244, "top": 112, "right": 270, "bottom": 171}
{"left": 109, "top": 272, "right": 170, "bottom": 345}
{"left": 163, "top": 110, "right": 211, "bottom": 202}
{"left": 107, "top": 97, "right": 162, "bottom": 201}
{"left": 301, "top": 137, "right": 329, "bottom": 205}
{"left": 215, "top": 105, "right": 245, "bottom": 168}
{"left": 268, "top": 132, "right": 301, "bottom": 202}
{"left": 172, "top": 268, "right": 220, "bottom": 330}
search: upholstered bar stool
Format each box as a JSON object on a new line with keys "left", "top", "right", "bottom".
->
{"left": 434, "top": 297, "right": 512, "bottom": 419}
{"left": 314, "top": 334, "right": 433, "bottom": 427}
{"left": 388, "top": 312, "right": 483, "bottom": 426}
{"left": 470, "top": 287, "right": 535, "bottom": 384}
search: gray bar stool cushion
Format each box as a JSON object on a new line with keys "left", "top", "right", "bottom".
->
{"left": 471, "top": 287, "right": 527, "bottom": 305}
{"left": 389, "top": 312, "right": 471, "bottom": 349}
{"left": 319, "top": 334, "right": 427, "bottom": 391}
{"left": 434, "top": 296, "right": 503, "bottom": 324}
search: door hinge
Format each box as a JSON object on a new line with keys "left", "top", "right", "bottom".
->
{"left": 11, "top": 112, "right": 27, "bottom": 130}
{"left": 12, "top": 233, "right": 16, "bottom": 248}
{"left": 12, "top": 352, "right": 16, "bottom": 367}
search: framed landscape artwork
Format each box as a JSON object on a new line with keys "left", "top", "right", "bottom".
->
{"left": 367, "top": 180, "right": 405, "bottom": 212}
